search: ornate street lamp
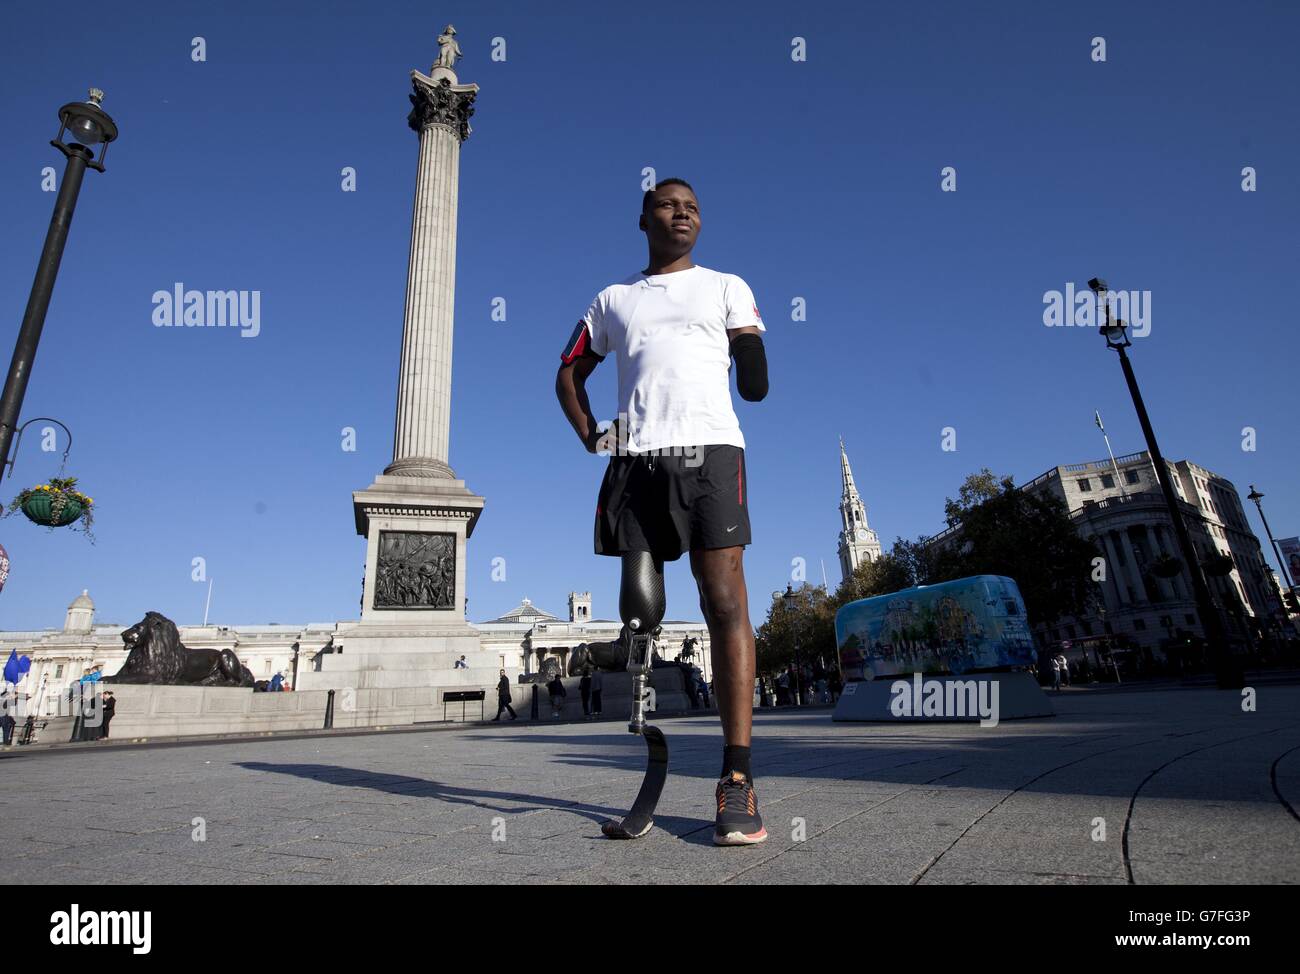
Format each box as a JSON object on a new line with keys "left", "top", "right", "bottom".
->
{"left": 0, "top": 90, "right": 117, "bottom": 481}
{"left": 1246, "top": 485, "right": 1295, "bottom": 591}
{"left": 1089, "top": 277, "right": 1241, "bottom": 689}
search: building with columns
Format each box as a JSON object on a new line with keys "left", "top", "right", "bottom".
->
{"left": 474, "top": 595, "right": 713, "bottom": 681}
{"left": 1, "top": 590, "right": 339, "bottom": 716}
{"left": 837, "top": 438, "right": 882, "bottom": 581}
{"left": 926, "top": 450, "right": 1294, "bottom": 665}
{"left": 2, "top": 589, "right": 714, "bottom": 713}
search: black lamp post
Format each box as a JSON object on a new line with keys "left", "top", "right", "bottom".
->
{"left": 1246, "top": 486, "right": 1294, "bottom": 591}
{"left": 1089, "top": 278, "right": 1241, "bottom": 689}
{"left": 781, "top": 583, "right": 803, "bottom": 706}
{"left": 0, "top": 89, "right": 117, "bottom": 477}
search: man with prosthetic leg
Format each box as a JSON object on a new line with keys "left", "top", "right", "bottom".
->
{"left": 555, "top": 178, "right": 770, "bottom": 845}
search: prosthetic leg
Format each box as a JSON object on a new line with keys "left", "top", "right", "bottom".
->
{"left": 600, "top": 550, "right": 670, "bottom": 839}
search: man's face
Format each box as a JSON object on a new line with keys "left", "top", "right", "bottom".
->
{"left": 640, "top": 184, "right": 701, "bottom": 253}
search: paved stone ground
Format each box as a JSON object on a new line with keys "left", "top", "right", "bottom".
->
{"left": 2, "top": 685, "right": 1297, "bottom": 885}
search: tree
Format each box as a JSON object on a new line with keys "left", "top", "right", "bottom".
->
{"left": 832, "top": 551, "right": 917, "bottom": 609}
{"left": 755, "top": 583, "right": 837, "bottom": 679}
{"left": 928, "top": 470, "right": 1100, "bottom": 626}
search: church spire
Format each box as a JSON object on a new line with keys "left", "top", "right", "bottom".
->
{"left": 837, "top": 438, "right": 881, "bottom": 581}
{"left": 839, "top": 435, "right": 858, "bottom": 499}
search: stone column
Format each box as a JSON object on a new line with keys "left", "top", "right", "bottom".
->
{"left": 1119, "top": 530, "right": 1150, "bottom": 602}
{"left": 1102, "top": 532, "right": 1131, "bottom": 605}
{"left": 334, "top": 36, "right": 485, "bottom": 650}
{"left": 386, "top": 66, "right": 478, "bottom": 479}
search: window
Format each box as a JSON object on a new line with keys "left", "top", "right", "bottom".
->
{"left": 1125, "top": 469, "right": 1140, "bottom": 485}
{"left": 1101, "top": 474, "right": 1115, "bottom": 489}
{"left": 55, "top": 664, "right": 64, "bottom": 678}
{"left": 1078, "top": 478, "right": 1092, "bottom": 492}
{"left": 1134, "top": 618, "right": 1147, "bottom": 631}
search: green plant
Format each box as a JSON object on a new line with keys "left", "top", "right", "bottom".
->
{"left": 5, "top": 476, "right": 95, "bottom": 541}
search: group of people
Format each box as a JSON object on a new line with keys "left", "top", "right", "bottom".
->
{"left": 497, "top": 664, "right": 722, "bottom": 721}
{"left": 766, "top": 664, "right": 842, "bottom": 707}
{"left": 549, "top": 667, "right": 608, "bottom": 719}
{"left": 69, "top": 677, "right": 115, "bottom": 742}
{"left": 1048, "top": 653, "right": 1073, "bottom": 690}
{"left": 493, "top": 667, "right": 606, "bottom": 721}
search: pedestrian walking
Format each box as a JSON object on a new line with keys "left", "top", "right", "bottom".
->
{"left": 580, "top": 668, "right": 593, "bottom": 718}
{"left": 0, "top": 687, "right": 16, "bottom": 745}
{"left": 493, "top": 669, "right": 517, "bottom": 721}
{"left": 99, "top": 691, "right": 116, "bottom": 740}
{"left": 547, "top": 672, "right": 567, "bottom": 718}
{"left": 591, "top": 668, "right": 603, "bottom": 716}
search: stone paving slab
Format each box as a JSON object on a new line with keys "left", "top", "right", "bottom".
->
{"left": 2, "top": 685, "right": 1297, "bottom": 884}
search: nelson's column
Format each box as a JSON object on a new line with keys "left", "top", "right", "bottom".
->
{"left": 304, "top": 27, "right": 490, "bottom": 695}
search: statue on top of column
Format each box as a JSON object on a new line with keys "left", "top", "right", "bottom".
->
{"left": 436, "top": 25, "right": 462, "bottom": 71}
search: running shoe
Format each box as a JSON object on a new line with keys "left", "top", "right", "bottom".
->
{"left": 713, "top": 771, "right": 768, "bottom": 846}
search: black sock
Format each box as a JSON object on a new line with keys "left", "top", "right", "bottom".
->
{"left": 721, "top": 745, "right": 751, "bottom": 781}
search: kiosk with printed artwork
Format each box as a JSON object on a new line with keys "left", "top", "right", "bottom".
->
{"left": 832, "top": 575, "right": 1054, "bottom": 722}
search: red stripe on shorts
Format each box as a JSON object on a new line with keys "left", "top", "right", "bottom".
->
{"left": 737, "top": 454, "right": 743, "bottom": 505}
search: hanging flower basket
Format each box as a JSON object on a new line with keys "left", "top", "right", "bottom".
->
{"left": 1203, "top": 553, "right": 1235, "bottom": 577}
{"left": 5, "top": 476, "right": 95, "bottom": 541}
{"left": 1150, "top": 554, "right": 1182, "bottom": 578}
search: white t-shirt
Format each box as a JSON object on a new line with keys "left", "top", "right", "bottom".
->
{"left": 581, "top": 265, "right": 765, "bottom": 453}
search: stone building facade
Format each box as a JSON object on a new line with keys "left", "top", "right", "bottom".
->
{"left": 2, "top": 590, "right": 713, "bottom": 713}
{"left": 926, "top": 451, "right": 1294, "bottom": 666}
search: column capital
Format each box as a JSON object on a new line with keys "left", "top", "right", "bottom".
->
{"left": 408, "top": 71, "right": 479, "bottom": 142}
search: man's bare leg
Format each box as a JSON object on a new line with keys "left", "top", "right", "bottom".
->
{"left": 692, "top": 545, "right": 767, "bottom": 844}
{"left": 689, "top": 546, "right": 753, "bottom": 747}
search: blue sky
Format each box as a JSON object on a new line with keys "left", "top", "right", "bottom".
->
{"left": 1, "top": 0, "right": 1296, "bottom": 633}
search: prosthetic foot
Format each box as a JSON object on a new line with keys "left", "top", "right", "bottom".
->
{"left": 601, "top": 551, "right": 670, "bottom": 840}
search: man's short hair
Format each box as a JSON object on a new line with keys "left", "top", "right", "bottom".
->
{"left": 642, "top": 177, "right": 696, "bottom": 213}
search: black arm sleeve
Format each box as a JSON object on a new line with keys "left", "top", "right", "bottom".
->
{"left": 730, "top": 332, "right": 768, "bottom": 402}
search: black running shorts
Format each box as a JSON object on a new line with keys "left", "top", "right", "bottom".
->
{"left": 594, "top": 444, "right": 751, "bottom": 562}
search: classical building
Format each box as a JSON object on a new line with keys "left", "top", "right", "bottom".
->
{"left": 1, "top": 591, "right": 338, "bottom": 716}
{"left": 837, "top": 437, "right": 882, "bottom": 581}
{"left": 2, "top": 589, "right": 713, "bottom": 714}
{"left": 925, "top": 450, "right": 1294, "bottom": 665}
{"left": 474, "top": 596, "right": 713, "bottom": 681}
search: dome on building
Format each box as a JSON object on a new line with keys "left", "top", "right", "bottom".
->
{"left": 486, "top": 597, "right": 559, "bottom": 625}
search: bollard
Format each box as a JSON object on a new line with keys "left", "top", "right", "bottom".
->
{"left": 530, "top": 683, "right": 539, "bottom": 721}
{"left": 324, "top": 689, "right": 335, "bottom": 729}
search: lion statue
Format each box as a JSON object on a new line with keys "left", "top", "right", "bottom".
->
{"left": 567, "top": 625, "right": 672, "bottom": 676}
{"left": 103, "top": 611, "right": 256, "bottom": 687}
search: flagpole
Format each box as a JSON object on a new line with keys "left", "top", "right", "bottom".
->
{"left": 1095, "top": 410, "right": 1129, "bottom": 497}
{"left": 203, "top": 578, "right": 213, "bottom": 627}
